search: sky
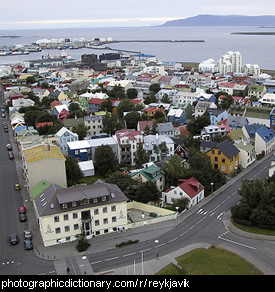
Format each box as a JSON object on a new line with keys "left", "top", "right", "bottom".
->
{"left": 0, "top": 0, "right": 274, "bottom": 30}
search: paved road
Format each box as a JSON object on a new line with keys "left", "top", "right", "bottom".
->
{"left": 82, "top": 153, "right": 275, "bottom": 274}
{"left": 0, "top": 96, "right": 55, "bottom": 276}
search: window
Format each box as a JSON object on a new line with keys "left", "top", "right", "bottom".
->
{"left": 111, "top": 205, "right": 116, "bottom": 212}
{"left": 65, "top": 226, "right": 70, "bottom": 232}
{"left": 103, "top": 207, "right": 107, "bottom": 213}
{"left": 102, "top": 196, "right": 106, "bottom": 202}
{"left": 112, "top": 216, "right": 117, "bottom": 223}
{"left": 54, "top": 216, "right": 59, "bottom": 223}
{"left": 94, "top": 208, "right": 99, "bottom": 215}
{"left": 74, "top": 224, "right": 79, "bottom": 230}
{"left": 95, "top": 220, "right": 100, "bottom": 226}
{"left": 63, "top": 214, "right": 69, "bottom": 221}
{"left": 103, "top": 218, "right": 108, "bottom": 224}
{"left": 222, "top": 158, "right": 225, "bottom": 163}
{"left": 62, "top": 203, "right": 67, "bottom": 209}
{"left": 215, "top": 156, "right": 218, "bottom": 162}
{"left": 93, "top": 198, "right": 98, "bottom": 203}
{"left": 73, "top": 212, "right": 78, "bottom": 219}
{"left": 72, "top": 202, "right": 77, "bottom": 207}
{"left": 55, "top": 227, "right": 61, "bottom": 234}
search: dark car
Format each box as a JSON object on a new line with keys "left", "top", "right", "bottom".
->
{"left": 9, "top": 234, "right": 18, "bottom": 245}
{"left": 8, "top": 151, "right": 14, "bottom": 160}
{"left": 24, "top": 239, "right": 33, "bottom": 250}
{"left": 19, "top": 213, "right": 27, "bottom": 222}
{"left": 4, "top": 126, "right": 8, "bottom": 132}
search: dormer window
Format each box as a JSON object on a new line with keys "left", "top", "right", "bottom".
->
{"left": 62, "top": 203, "right": 67, "bottom": 209}
{"left": 102, "top": 196, "right": 106, "bottom": 202}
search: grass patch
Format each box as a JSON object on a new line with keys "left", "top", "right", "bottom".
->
{"left": 232, "top": 221, "right": 275, "bottom": 236}
{"left": 157, "top": 246, "right": 263, "bottom": 275}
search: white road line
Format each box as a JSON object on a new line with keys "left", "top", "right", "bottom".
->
{"left": 140, "top": 248, "right": 151, "bottom": 253}
{"left": 218, "top": 236, "right": 256, "bottom": 250}
{"left": 122, "top": 252, "right": 136, "bottom": 257}
{"left": 91, "top": 260, "right": 102, "bottom": 265}
{"left": 179, "top": 231, "right": 188, "bottom": 237}
{"left": 105, "top": 256, "right": 119, "bottom": 262}
{"left": 168, "top": 237, "right": 177, "bottom": 243}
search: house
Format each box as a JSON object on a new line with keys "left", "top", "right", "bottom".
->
{"left": 158, "top": 76, "right": 179, "bottom": 87}
{"left": 88, "top": 98, "right": 105, "bottom": 113}
{"left": 207, "top": 108, "right": 229, "bottom": 126}
{"left": 144, "top": 106, "right": 165, "bottom": 118}
{"left": 137, "top": 120, "right": 154, "bottom": 134}
{"left": 67, "top": 140, "right": 92, "bottom": 161}
{"left": 32, "top": 88, "right": 51, "bottom": 101}
{"left": 131, "top": 163, "right": 165, "bottom": 191}
{"left": 104, "top": 80, "right": 134, "bottom": 93}
{"left": 63, "top": 117, "right": 84, "bottom": 131}
{"left": 195, "top": 100, "right": 217, "bottom": 118}
{"left": 84, "top": 115, "right": 103, "bottom": 137}
{"left": 259, "top": 93, "right": 275, "bottom": 106}
{"left": 134, "top": 73, "right": 162, "bottom": 96}
{"left": 226, "top": 115, "right": 248, "bottom": 129}
{"left": 51, "top": 104, "right": 69, "bottom": 117}
{"left": 247, "top": 85, "right": 267, "bottom": 100}
{"left": 143, "top": 134, "right": 174, "bottom": 162}
{"left": 33, "top": 179, "right": 128, "bottom": 246}
{"left": 113, "top": 129, "right": 143, "bottom": 166}
{"left": 22, "top": 145, "right": 67, "bottom": 191}
{"left": 167, "top": 109, "right": 186, "bottom": 125}
{"left": 255, "top": 125, "right": 275, "bottom": 155}
{"left": 157, "top": 122, "right": 175, "bottom": 138}
{"left": 78, "top": 160, "right": 95, "bottom": 177}
{"left": 173, "top": 137, "right": 188, "bottom": 159}
{"left": 12, "top": 97, "right": 35, "bottom": 110}
{"left": 55, "top": 127, "right": 79, "bottom": 155}
{"left": 58, "top": 108, "right": 70, "bottom": 122}
{"left": 89, "top": 136, "right": 119, "bottom": 161}
{"left": 205, "top": 139, "right": 240, "bottom": 174}
{"left": 162, "top": 177, "right": 204, "bottom": 208}
{"left": 234, "top": 142, "right": 256, "bottom": 169}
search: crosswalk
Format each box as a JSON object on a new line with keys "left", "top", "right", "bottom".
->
{"left": 196, "top": 208, "right": 224, "bottom": 220}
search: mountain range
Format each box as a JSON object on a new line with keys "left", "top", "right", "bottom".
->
{"left": 161, "top": 15, "right": 275, "bottom": 27}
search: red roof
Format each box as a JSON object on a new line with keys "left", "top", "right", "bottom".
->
{"left": 178, "top": 177, "right": 204, "bottom": 199}
{"left": 138, "top": 120, "right": 154, "bottom": 131}
{"left": 88, "top": 98, "right": 105, "bottom": 105}
{"left": 35, "top": 122, "right": 53, "bottom": 128}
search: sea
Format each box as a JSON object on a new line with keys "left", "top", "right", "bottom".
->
{"left": 0, "top": 26, "right": 274, "bottom": 70}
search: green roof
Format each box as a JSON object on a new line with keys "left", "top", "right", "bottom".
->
{"left": 30, "top": 180, "right": 51, "bottom": 199}
{"left": 133, "top": 165, "right": 164, "bottom": 183}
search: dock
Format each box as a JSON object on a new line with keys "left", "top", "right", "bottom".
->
{"left": 107, "top": 39, "right": 205, "bottom": 43}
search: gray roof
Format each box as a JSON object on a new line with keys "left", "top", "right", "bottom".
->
{"left": 215, "top": 139, "right": 239, "bottom": 159}
{"left": 34, "top": 180, "right": 128, "bottom": 217}
{"left": 157, "top": 122, "right": 174, "bottom": 133}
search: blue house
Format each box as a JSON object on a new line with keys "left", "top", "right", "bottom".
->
{"left": 207, "top": 108, "right": 229, "bottom": 126}
{"left": 167, "top": 109, "right": 186, "bottom": 125}
{"left": 55, "top": 127, "right": 79, "bottom": 155}
{"left": 67, "top": 140, "right": 91, "bottom": 161}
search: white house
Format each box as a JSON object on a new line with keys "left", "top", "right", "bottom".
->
{"left": 255, "top": 125, "right": 275, "bottom": 155}
{"left": 162, "top": 177, "right": 204, "bottom": 208}
{"left": 234, "top": 142, "right": 256, "bottom": 169}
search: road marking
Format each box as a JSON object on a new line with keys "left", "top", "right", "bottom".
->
{"left": 122, "top": 252, "right": 136, "bottom": 257}
{"left": 197, "top": 209, "right": 203, "bottom": 214}
{"left": 105, "top": 256, "right": 119, "bottom": 262}
{"left": 218, "top": 236, "right": 256, "bottom": 250}
{"left": 140, "top": 248, "right": 151, "bottom": 253}
{"left": 91, "top": 260, "right": 102, "bottom": 265}
{"left": 168, "top": 237, "right": 177, "bottom": 243}
{"left": 179, "top": 231, "right": 188, "bottom": 237}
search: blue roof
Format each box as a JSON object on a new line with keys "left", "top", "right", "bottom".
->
{"left": 245, "top": 124, "right": 263, "bottom": 138}
{"left": 256, "top": 125, "right": 275, "bottom": 143}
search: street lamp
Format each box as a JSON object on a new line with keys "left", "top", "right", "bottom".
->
{"left": 175, "top": 206, "right": 179, "bottom": 225}
{"left": 155, "top": 239, "right": 159, "bottom": 258}
{"left": 210, "top": 182, "right": 214, "bottom": 195}
{"left": 82, "top": 256, "right": 87, "bottom": 275}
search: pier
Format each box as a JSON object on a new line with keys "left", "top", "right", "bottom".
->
{"left": 107, "top": 39, "right": 205, "bottom": 43}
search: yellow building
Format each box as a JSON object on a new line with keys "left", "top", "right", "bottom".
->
{"left": 206, "top": 139, "right": 240, "bottom": 174}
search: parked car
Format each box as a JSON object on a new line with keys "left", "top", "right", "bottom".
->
{"left": 9, "top": 234, "right": 18, "bottom": 245}
{"left": 8, "top": 151, "right": 14, "bottom": 160}
{"left": 14, "top": 183, "right": 21, "bottom": 191}
{"left": 19, "top": 206, "right": 26, "bottom": 213}
{"left": 24, "top": 239, "right": 33, "bottom": 250}
{"left": 4, "top": 126, "right": 8, "bottom": 132}
{"left": 19, "top": 213, "right": 27, "bottom": 222}
{"left": 6, "top": 144, "right": 12, "bottom": 150}
{"left": 24, "top": 230, "right": 32, "bottom": 240}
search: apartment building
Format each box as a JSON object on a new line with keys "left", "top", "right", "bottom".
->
{"left": 33, "top": 180, "right": 128, "bottom": 247}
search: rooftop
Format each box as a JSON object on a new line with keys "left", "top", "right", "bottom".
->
{"left": 24, "top": 145, "right": 65, "bottom": 164}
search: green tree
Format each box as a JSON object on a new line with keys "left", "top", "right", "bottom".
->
{"left": 65, "top": 155, "right": 83, "bottom": 186}
{"left": 124, "top": 111, "right": 141, "bottom": 130}
{"left": 94, "top": 145, "right": 118, "bottom": 177}
{"left": 134, "top": 142, "right": 149, "bottom": 168}
{"left": 127, "top": 88, "right": 138, "bottom": 99}
{"left": 149, "top": 83, "right": 160, "bottom": 94}
{"left": 162, "top": 155, "right": 186, "bottom": 186}
{"left": 135, "top": 181, "right": 160, "bottom": 203}
{"left": 100, "top": 99, "right": 113, "bottom": 113}
{"left": 102, "top": 113, "right": 123, "bottom": 135}
{"left": 187, "top": 111, "right": 210, "bottom": 135}
{"left": 72, "top": 123, "right": 88, "bottom": 140}
{"left": 171, "top": 197, "right": 190, "bottom": 213}
{"left": 161, "top": 94, "right": 171, "bottom": 104}
{"left": 117, "top": 99, "right": 135, "bottom": 117}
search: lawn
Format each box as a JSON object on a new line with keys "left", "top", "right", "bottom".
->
{"left": 157, "top": 246, "right": 263, "bottom": 275}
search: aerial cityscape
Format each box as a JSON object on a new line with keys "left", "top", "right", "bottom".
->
{"left": 0, "top": 0, "right": 275, "bottom": 281}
